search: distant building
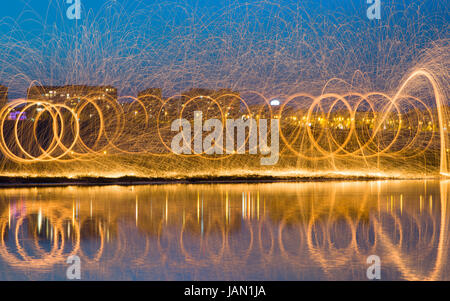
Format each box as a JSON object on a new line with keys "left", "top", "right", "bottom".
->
{"left": 137, "top": 88, "right": 163, "bottom": 119}
{"left": 0, "top": 85, "right": 7, "bottom": 108}
{"left": 137, "top": 87, "right": 241, "bottom": 121}
{"left": 26, "top": 85, "right": 118, "bottom": 122}
{"left": 27, "top": 85, "right": 118, "bottom": 108}
{"left": 179, "top": 88, "right": 241, "bottom": 119}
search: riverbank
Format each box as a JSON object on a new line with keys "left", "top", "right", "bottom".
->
{"left": 0, "top": 174, "right": 427, "bottom": 188}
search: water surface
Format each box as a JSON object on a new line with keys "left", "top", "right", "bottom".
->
{"left": 0, "top": 180, "right": 449, "bottom": 280}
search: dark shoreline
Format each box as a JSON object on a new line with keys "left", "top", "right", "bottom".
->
{"left": 0, "top": 175, "right": 431, "bottom": 188}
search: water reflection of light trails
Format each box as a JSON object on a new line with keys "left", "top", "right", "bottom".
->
{"left": 0, "top": 202, "right": 80, "bottom": 269}
{"left": 0, "top": 181, "right": 448, "bottom": 280}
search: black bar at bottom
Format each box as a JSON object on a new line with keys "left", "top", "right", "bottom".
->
{"left": 1, "top": 281, "right": 449, "bottom": 299}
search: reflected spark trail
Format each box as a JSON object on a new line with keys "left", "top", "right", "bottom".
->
{"left": 0, "top": 181, "right": 448, "bottom": 280}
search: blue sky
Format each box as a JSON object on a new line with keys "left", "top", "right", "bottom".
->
{"left": 0, "top": 0, "right": 447, "bottom": 98}
{"left": 0, "top": 0, "right": 445, "bottom": 21}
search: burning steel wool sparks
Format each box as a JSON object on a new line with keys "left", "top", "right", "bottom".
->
{"left": 0, "top": 0, "right": 447, "bottom": 179}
